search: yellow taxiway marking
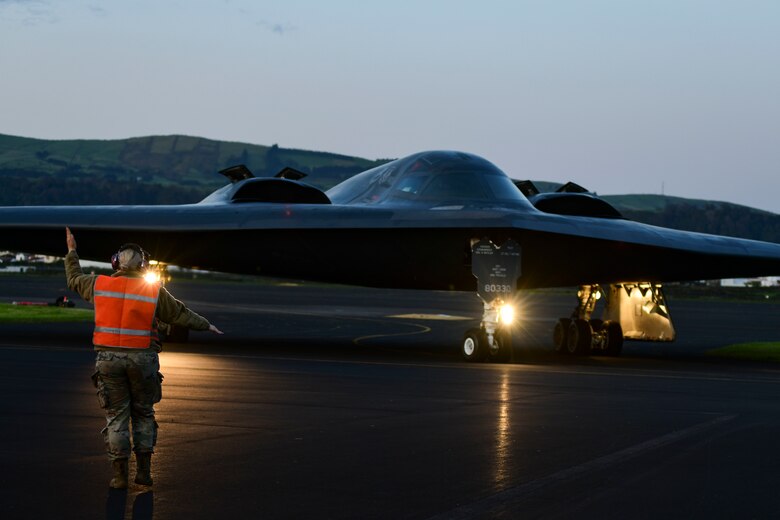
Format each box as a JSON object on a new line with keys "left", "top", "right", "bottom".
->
{"left": 386, "top": 313, "right": 471, "bottom": 321}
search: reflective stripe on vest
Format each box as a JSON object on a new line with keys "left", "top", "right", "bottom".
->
{"left": 93, "top": 275, "right": 161, "bottom": 349}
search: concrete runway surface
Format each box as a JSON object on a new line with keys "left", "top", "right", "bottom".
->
{"left": 1, "top": 274, "right": 779, "bottom": 519}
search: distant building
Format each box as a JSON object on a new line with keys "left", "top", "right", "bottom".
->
{"left": 0, "top": 251, "right": 60, "bottom": 264}
{"left": 0, "top": 266, "right": 36, "bottom": 273}
{"left": 721, "top": 277, "right": 780, "bottom": 287}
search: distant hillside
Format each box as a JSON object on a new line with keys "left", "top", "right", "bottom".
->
{"left": 602, "top": 194, "right": 717, "bottom": 212}
{"left": 602, "top": 194, "right": 780, "bottom": 243}
{"left": 0, "top": 133, "right": 385, "bottom": 205}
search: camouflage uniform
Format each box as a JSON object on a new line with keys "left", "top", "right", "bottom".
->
{"left": 65, "top": 251, "right": 210, "bottom": 461}
{"left": 92, "top": 350, "right": 161, "bottom": 459}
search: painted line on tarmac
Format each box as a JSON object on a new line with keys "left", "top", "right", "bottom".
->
{"left": 428, "top": 413, "right": 738, "bottom": 520}
{"left": 386, "top": 313, "right": 471, "bottom": 321}
{"left": 352, "top": 323, "right": 432, "bottom": 346}
{"left": 194, "top": 300, "right": 438, "bottom": 347}
{"left": 195, "top": 300, "right": 458, "bottom": 324}
{"left": 193, "top": 300, "right": 550, "bottom": 322}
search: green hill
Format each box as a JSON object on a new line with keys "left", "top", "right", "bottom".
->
{"left": 603, "top": 195, "right": 780, "bottom": 243}
{"left": 0, "top": 133, "right": 385, "bottom": 205}
{"left": 522, "top": 182, "right": 779, "bottom": 243}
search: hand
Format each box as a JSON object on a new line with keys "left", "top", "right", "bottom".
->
{"left": 208, "top": 324, "right": 224, "bottom": 335}
{"left": 65, "top": 227, "right": 77, "bottom": 252}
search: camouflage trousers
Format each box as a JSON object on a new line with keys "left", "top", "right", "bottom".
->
{"left": 91, "top": 350, "right": 163, "bottom": 461}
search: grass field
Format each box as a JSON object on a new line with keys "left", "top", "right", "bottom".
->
{"left": 707, "top": 342, "right": 780, "bottom": 362}
{"left": 0, "top": 303, "right": 93, "bottom": 323}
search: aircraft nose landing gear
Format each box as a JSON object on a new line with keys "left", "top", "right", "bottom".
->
{"left": 462, "top": 329, "right": 485, "bottom": 361}
{"left": 461, "top": 299, "right": 514, "bottom": 362}
{"left": 463, "top": 238, "right": 520, "bottom": 363}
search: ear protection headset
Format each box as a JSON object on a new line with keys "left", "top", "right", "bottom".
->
{"left": 110, "top": 243, "right": 150, "bottom": 271}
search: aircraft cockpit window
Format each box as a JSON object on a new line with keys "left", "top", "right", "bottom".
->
{"left": 485, "top": 175, "right": 526, "bottom": 200}
{"left": 420, "top": 172, "right": 487, "bottom": 200}
{"left": 372, "top": 164, "right": 401, "bottom": 187}
{"left": 327, "top": 162, "right": 398, "bottom": 204}
{"left": 395, "top": 175, "right": 428, "bottom": 195}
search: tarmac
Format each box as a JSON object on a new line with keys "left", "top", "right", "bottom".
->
{"left": 1, "top": 273, "right": 779, "bottom": 519}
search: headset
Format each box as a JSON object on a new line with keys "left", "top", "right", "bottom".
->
{"left": 110, "top": 243, "right": 150, "bottom": 271}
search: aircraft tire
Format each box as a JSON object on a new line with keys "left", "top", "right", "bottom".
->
{"left": 553, "top": 318, "right": 571, "bottom": 353}
{"left": 462, "top": 328, "right": 487, "bottom": 362}
{"left": 489, "top": 329, "right": 512, "bottom": 363}
{"left": 605, "top": 321, "right": 623, "bottom": 356}
{"left": 567, "top": 319, "right": 592, "bottom": 355}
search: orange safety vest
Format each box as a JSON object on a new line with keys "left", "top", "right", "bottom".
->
{"left": 93, "top": 275, "right": 161, "bottom": 349}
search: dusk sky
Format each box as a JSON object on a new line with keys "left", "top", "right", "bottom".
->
{"left": 1, "top": 0, "right": 778, "bottom": 212}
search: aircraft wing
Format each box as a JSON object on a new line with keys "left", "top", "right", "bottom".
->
{"left": 1, "top": 151, "right": 779, "bottom": 291}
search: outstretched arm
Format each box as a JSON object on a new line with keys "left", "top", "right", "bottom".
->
{"left": 64, "top": 227, "right": 97, "bottom": 302}
{"left": 157, "top": 287, "right": 224, "bottom": 334}
{"left": 66, "top": 227, "right": 77, "bottom": 252}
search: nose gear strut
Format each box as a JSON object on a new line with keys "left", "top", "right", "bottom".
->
{"left": 462, "top": 238, "right": 520, "bottom": 363}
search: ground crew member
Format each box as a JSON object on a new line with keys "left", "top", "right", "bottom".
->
{"left": 64, "top": 227, "right": 223, "bottom": 489}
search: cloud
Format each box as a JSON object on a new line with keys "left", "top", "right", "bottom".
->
{"left": 0, "top": 0, "right": 58, "bottom": 25}
{"left": 257, "top": 19, "right": 296, "bottom": 36}
{"left": 87, "top": 4, "right": 108, "bottom": 17}
{"left": 0, "top": 0, "right": 47, "bottom": 8}
{"left": 1, "top": 0, "right": 105, "bottom": 25}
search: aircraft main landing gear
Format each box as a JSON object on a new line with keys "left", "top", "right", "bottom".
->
{"left": 553, "top": 282, "right": 676, "bottom": 356}
{"left": 553, "top": 285, "right": 623, "bottom": 356}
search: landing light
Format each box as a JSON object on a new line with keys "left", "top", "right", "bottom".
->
{"left": 499, "top": 304, "right": 515, "bottom": 325}
{"left": 144, "top": 271, "right": 161, "bottom": 284}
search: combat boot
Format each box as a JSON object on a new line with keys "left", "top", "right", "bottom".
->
{"left": 134, "top": 452, "right": 153, "bottom": 486}
{"left": 109, "top": 458, "right": 129, "bottom": 489}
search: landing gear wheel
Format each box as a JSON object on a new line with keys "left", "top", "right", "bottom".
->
{"left": 567, "top": 319, "right": 593, "bottom": 355}
{"left": 462, "top": 328, "right": 487, "bottom": 362}
{"left": 589, "top": 318, "right": 604, "bottom": 332}
{"left": 488, "top": 329, "right": 512, "bottom": 363}
{"left": 588, "top": 319, "right": 605, "bottom": 356}
{"left": 553, "top": 318, "right": 571, "bottom": 353}
{"left": 604, "top": 321, "right": 623, "bottom": 356}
